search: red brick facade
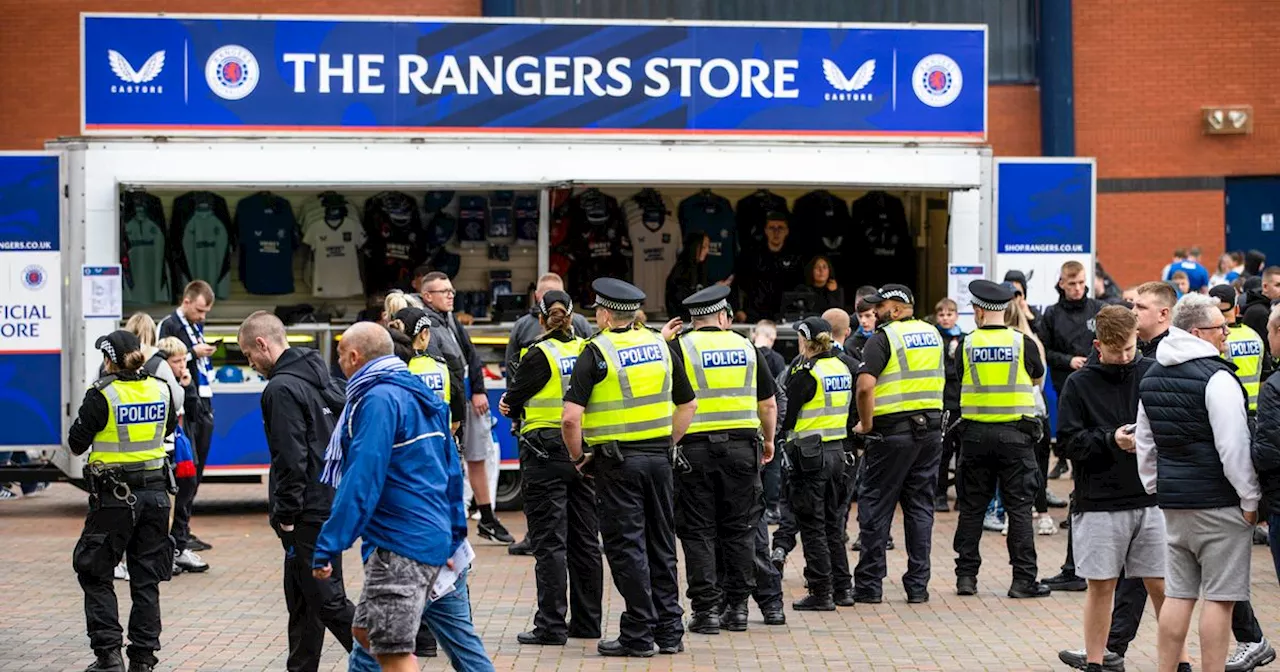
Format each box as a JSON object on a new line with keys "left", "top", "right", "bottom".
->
{"left": 1, "top": 1, "right": 1275, "bottom": 288}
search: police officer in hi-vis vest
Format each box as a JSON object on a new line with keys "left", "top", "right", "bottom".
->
{"left": 397, "top": 307, "right": 465, "bottom": 434}
{"left": 1212, "top": 285, "right": 1265, "bottom": 418}
{"left": 852, "top": 284, "right": 946, "bottom": 604}
{"left": 561, "top": 278, "right": 698, "bottom": 658}
{"left": 779, "top": 316, "right": 855, "bottom": 611}
{"left": 951, "top": 280, "right": 1052, "bottom": 599}
{"left": 69, "top": 330, "right": 178, "bottom": 672}
{"left": 499, "top": 290, "right": 603, "bottom": 647}
{"left": 668, "top": 285, "right": 780, "bottom": 634}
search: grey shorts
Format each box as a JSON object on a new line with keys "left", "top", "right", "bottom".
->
{"left": 461, "top": 407, "right": 494, "bottom": 462}
{"left": 1072, "top": 507, "right": 1167, "bottom": 580}
{"left": 353, "top": 549, "right": 441, "bottom": 655}
{"left": 1164, "top": 507, "right": 1253, "bottom": 602}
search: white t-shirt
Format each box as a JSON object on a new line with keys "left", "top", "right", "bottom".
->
{"left": 303, "top": 213, "right": 367, "bottom": 298}
{"left": 624, "top": 193, "right": 680, "bottom": 313}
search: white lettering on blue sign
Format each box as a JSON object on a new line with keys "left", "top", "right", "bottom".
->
{"left": 1230, "top": 340, "right": 1263, "bottom": 358}
{"left": 558, "top": 356, "right": 578, "bottom": 376}
{"left": 902, "top": 332, "right": 942, "bottom": 348}
{"left": 617, "top": 344, "right": 664, "bottom": 367}
{"left": 823, "top": 374, "right": 853, "bottom": 393}
{"left": 702, "top": 349, "right": 748, "bottom": 368}
{"left": 420, "top": 372, "right": 445, "bottom": 392}
{"left": 116, "top": 402, "right": 166, "bottom": 425}
{"left": 970, "top": 346, "right": 1016, "bottom": 363}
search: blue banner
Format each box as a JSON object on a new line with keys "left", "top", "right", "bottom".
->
{"left": 83, "top": 14, "right": 986, "bottom": 139}
{"left": 0, "top": 154, "right": 62, "bottom": 447}
{"left": 997, "top": 161, "right": 1094, "bottom": 255}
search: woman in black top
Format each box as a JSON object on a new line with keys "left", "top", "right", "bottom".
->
{"left": 498, "top": 291, "right": 603, "bottom": 646}
{"left": 665, "top": 232, "right": 710, "bottom": 319}
{"left": 794, "top": 255, "right": 846, "bottom": 314}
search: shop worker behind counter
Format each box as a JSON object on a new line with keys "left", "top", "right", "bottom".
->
{"left": 666, "top": 285, "right": 780, "bottom": 635}
{"left": 849, "top": 284, "right": 946, "bottom": 605}
{"left": 950, "top": 280, "right": 1052, "bottom": 599}
{"left": 560, "top": 278, "right": 699, "bottom": 658}
{"left": 69, "top": 330, "right": 178, "bottom": 672}
{"left": 237, "top": 311, "right": 357, "bottom": 672}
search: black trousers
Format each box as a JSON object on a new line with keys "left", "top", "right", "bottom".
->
{"left": 953, "top": 422, "right": 1039, "bottom": 584}
{"left": 172, "top": 408, "right": 213, "bottom": 549}
{"left": 1033, "top": 429, "right": 1052, "bottom": 513}
{"left": 522, "top": 442, "right": 602, "bottom": 640}
{"left": 719, "top": 514, "right": 783, "bottom": 610}
{"left": 771, "top": 464, "right": 799, "bottom": 554}
{"left": 675, "top": 439, "right": 762, "bottom": 612}
{"left": 595, "top": 450, "right": 683, "bottom": 650}
{"left": 187, "top": 406, "right": 214, "bottom": 482}
{"left": 854, "top": 427, "right": 942, "bottom": 596}
{"left": 283, "top": 523, "right": 355, "bottom": 672}
{"left": 761, "top": 451, "right": 783, "bottom": 510}
{"left": 789, "top": 443, "right": 850, "bottom": 596}
{"left": 1106, "top": 575, "right": 1265, "bottom": 657}
{"left": 936, "top": 426, "right": 959, "bottom": 502}
{"left": 73, "top": 486, "right": 173, "bottom": 667}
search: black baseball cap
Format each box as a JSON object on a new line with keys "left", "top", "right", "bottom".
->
{"left": 1209, "top": 284, "right": 1237, "bottom": 311}
{"left": 864, "top": 284, "right": 914, "bottom": 305}
{"left": 95, "top": 330, "right": 142, "bottom": 368}
{"left": 538, "top": 289, "right": 572, "bottom": 316}
{"left": 394, "top": 307, "right": 432, "bottom": 340}
{"left": 794, "top": 316, "right": 832, "bottom": 341}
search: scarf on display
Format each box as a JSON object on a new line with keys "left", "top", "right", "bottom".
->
{"left": 175, "top": 308, "right": 213, "bottom": 398}
{"left": 320, "top": 355, "right": 410, "bottom": 488}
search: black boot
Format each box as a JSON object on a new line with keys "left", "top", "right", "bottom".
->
{"left": 761, "top": 602, "right": 787, "bottom": 625}
{"left": 507, "top": 537, "right": 533, "bottom": 556}
{"left": 956, "top": 576, "right": 978, "bottom": 596}
{"left": 688, "top": 610, "right": 721, "bottom": 635}
{"left": 833, "top": 588, "right": 857, "bottom": 607}
{"left": 85, "top": 650, "right": 124, "bottom": 672}
{"left": 792, "top": 593, "right": 836, "bottom": 611}
{"left": 517, "top": 630, "right": 567, "bottom": 645}
{"left": 721, "top": 601, "right": 749, "bottom": 632}
{"left": 934, "top": 496, "right": 950, "bottom": 512}
{"left": 597, "top": 639, "right": 655, "bottom": 658}
{"left": 1008, "top": 580, "right": 1052, "bottom": 599}
{"left": 126, "top": 662, "right": 154, "bottom": 672}
{"left": 1041, "top": 571, "right": 1087, "bottom": 592}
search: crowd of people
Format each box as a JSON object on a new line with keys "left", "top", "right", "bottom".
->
{"left": 54, "top": 239, "right": 1280, "bottom": 672}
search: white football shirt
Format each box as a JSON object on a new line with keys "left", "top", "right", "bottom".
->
{"left": 303, "top": 213, "right": 367, "bottom": 298}
{"left": 624, "top": 193, "right": 680, "bottom": 313}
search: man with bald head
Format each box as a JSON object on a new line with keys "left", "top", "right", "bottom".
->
{"left": 314, "top": 322, "right": 492, "bottom": 672}
{"left": 238, "top": 311, "right": 356, "bottom": 671}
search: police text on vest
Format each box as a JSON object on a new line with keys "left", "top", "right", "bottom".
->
{"left": 116, "top": 402, "right": 166, "bottom": 425}
{"left": 903, "top": 332, "right": 942, "bottom": 348}
{"left": 823, "top": 375, "right": 853, "bottom": 392}
{"left": 702, "top": 349, "right": 748, "bottom": 368}
{"left": 617, "top": 344, "right": 664, "bottom": 367}
{"left": 970, "top": 346, "right": 1016, "bottom": 363}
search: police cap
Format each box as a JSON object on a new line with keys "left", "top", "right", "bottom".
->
{"left": 864, "top": 283, "right": 914, "bottom": 306}
{"left": 794, "top": 316, "right": 832, "bottom": 341}
{"left": 969, "top": 279, "right": 1016, "bottom": 311}
{"left": 682, "top": 284, "right": 732, "bottom": 317}
{"left": 539, "top": 289, "right": 573, "bottom": 316}
{"left": 95, "top": 330, "right": 142, "bottom": 368}
{"left": 394, "top": 307, "right": 432, "bottom": 340}
{"left": 589, "top": 278, "right": 646, "bottom": 312}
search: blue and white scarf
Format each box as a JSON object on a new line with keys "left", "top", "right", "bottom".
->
{"left": 320, "top": 355, "right": 408, "bottom": 487}
{"left": 174, "top": 308, "right": 213, "bottom": 398}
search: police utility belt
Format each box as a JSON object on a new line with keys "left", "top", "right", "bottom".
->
{"left": 519, "top": 428, "right": 570, "bottom": 461}
{"left": 958, "top": 415, "right": 1044, "bottom": 442}
{"left": 86, "top": 458, "right": 177, "bottom": 504}
{"left": 876, "top": 412, "right": 943, "bottom": 438}
{"left": 781, "top": 434, "right": 848, "bottom": 473}
{"left": 676, "top": 432, "right": 764, "bottom": 473}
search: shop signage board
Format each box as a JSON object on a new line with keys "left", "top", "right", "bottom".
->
{"left": 82, "top": 13, "right": 986, "bottom": 140}
{"left": 0, "top": 154, "right": 63, "bottom": 448}
{"left": 993, "top": 159, "right": 1097, "bottom": 311}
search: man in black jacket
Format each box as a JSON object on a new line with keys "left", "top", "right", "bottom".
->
{"left": 1053, "top": 306, "right": 1187, "bottom": 672}
{"left": 238, "top": 312, "right": 356, "bottom": 671}
{"left": 1037, "top": 261, "right": 1105, "bottom": 401}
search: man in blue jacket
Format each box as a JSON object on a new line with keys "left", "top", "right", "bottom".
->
{"left": 312, "top": 322, "right": 492, "bottom": 672}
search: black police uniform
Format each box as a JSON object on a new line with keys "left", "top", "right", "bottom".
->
{"left": 504, "top": 318, "right": 603, "bottom": 645}
{"left": 951, "top": 280, "right": 1048, "bottom": 596}
{"left": 672, "top": 286, "right": 779, "bottom": 633}
{"left": 564, "top": 278, "right": 697, "bottom": 656}
{"left": 779, "top": 318, "right": 855, "bottom": 609}
{"left": 69, "top": 333, "right": 179, "bottom": 672}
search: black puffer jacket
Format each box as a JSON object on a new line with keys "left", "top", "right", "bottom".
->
{"left": 262, "top": 348, "right": 346, "bottom": 528}
{"left": 1253, "top": 373, "right": 1280, "bottom": 512}
{"left": 1241, "top": 290, "right": 1272, "bottom": 347}
{"left": 1036, "top": 288, "right": 1104, "bottom": 394}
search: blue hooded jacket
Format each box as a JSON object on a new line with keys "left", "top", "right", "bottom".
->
{"left": 313, "top": 361, "right": 467, "bottom": 568}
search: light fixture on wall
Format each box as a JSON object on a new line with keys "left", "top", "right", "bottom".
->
{"left": 1202, "top": 105, "right": 1253, "bottom": 135}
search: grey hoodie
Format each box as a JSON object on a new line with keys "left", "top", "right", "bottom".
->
{"left": 1135, "top": 326, "right": 1261, "bottom": 511}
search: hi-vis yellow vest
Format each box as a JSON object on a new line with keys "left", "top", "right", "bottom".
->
{"left": 409, "top": 355, "right": 451, "bottom": 422}
{"left": 795, "top": 356, "right": 852, "bottom": 441}
{"left": 90, "top": 375, "right": 170, "bottom": 469}
{"left": 1226, "top": 323, "right": 1264, "bottom": 412}
{"left": 960, "top": 327, "right": 1037, "bottom": 423}
{"left": 873, "top": 319, "right": 945, "bottom": 416}
{"left": 522, "top": 337, "right": 585, "bottom": 433}
{"left": 679, "top": 329, "right": 760, "bottom": 435}
{"left": 582, "top": 328, "right": 675, "bottom": 446}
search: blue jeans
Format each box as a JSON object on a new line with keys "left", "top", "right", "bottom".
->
{"left": 0, "top": 451, "right": 44, "bottom": 494}
{"left": 349, "top": 569, "right": 493, "bottom": 672}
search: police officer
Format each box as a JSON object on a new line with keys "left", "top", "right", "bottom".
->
{"left": 499, "top": 290, "right": 603, "bottom": 646}
{"left": 561, "top": 278, "right": 698, "bottom": 657}
{"left": 69, "top": 330, "right": 178, "bottom": 672}
{"left": 668, "top": 285, "right": 779, "bottom": 634}
{"left": 951, "top": 280, "right": 1051, "bottom": 598}
{"left": 851, "top": 284, "right": 945, "bottom": 604}
{"left": 397, "top": 307, "right": 466, "bottom": 433}
{"left": 779, "top": 317, "right": 855, "bottom": 611}
{"left": 1212, "top": 285, "right": 1265, "bottom": 416}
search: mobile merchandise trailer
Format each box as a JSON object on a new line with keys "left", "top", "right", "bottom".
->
{"left": 0, "top": 13, "right": 1095, "bottom": 499}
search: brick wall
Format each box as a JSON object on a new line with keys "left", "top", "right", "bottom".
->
{"left": 1075, "top": 0, "right": 1280, "bottom": 286}
{"left": 0, "top": 0, "right": 481, "bottom": 149}
{"left": 988, "top": 85, "right": 1042, "bottom": 157}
